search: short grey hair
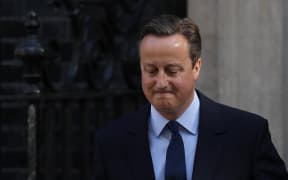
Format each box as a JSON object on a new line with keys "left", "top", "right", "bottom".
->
{"left": 140, "top": 14, "right": 201, "bottom": 67}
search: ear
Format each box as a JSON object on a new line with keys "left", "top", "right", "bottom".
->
{"left": 193, "top": 57, "right": 202, "bottom": 80}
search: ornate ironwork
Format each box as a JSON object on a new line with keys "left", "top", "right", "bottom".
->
{"left": 44, "top": 0, "right": 82, "bottom": 90}
{"left": 14, "top": 11, "right": 44, "bottom": 94}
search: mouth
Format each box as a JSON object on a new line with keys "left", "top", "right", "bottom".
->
{"left": 153, "top": 91, "right": 173, "bottom": 97}
{"left": 154, "top": 89, "right": 173, "bottom": 94}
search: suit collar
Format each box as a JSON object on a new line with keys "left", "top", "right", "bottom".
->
{"left": 197, "top": 90, "right": 226, "bottom": 135}
{"left": 126, "top": 105, "right": 150, "bottom": 135}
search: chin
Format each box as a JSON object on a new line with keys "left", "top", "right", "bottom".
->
{"left": 154, "top": 103, "right": 175, "bottom": 113}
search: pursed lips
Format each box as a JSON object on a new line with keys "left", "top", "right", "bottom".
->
{"left": 154, "top": 89, "right": 173, "bottom": 93}
{"left": 153, "top": 90, "right": 174, "bottom": 97}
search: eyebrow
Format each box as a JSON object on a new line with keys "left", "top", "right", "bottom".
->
{"left": 165, "top": 64, "right": 184, "bottom": 69}
{"left": 142, "top": 63, "right": 184, "bottom": 69}
{"left": 143, "top": 64, "right": 156, "bottom": 69}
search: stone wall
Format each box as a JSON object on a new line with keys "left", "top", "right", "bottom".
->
{"left": 188, "top": 0, "right": 288, "bottom": 165}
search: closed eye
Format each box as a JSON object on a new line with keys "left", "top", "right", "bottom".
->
{"left": 143, "top": 65, "right": 158, "bottom": 75}
{"left": 165, "top": 65, "right": 183, "bottom": 76}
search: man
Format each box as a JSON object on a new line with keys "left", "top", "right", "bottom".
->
{"left": 94, "top": 14, "right": 288, "bottom": 180}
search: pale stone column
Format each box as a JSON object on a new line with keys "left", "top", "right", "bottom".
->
{"left": 282, "top": 0, "right": 288, "bottom": 165}
{"left": 188, "top": 0, "right": 287, "bottom": 164}
{"left": 188, "top": 0, "right": 219, "bottom": 100}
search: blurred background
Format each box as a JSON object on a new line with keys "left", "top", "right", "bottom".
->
{"left": 0, "top": 0, "right": 287, "bottom": 179}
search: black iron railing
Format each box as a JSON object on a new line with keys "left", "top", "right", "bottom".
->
{"left": 0, "top": 1, "right": 186, "bottom": 179}
{"left": 1, "top": 90, "right": 147, "bottom": 180}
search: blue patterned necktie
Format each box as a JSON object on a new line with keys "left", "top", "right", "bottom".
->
{"left": 165, "top": 121, "right": 187, "bottom": 180}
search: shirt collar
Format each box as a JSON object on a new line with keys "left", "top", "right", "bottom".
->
{"left": 150, "top": 91, "right": 200, "bottom": 137}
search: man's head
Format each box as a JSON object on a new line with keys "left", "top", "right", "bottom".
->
{"left": 139, "top": 14, "right": 202, "bottom": 120}
{"left": 140, "top": 14, "right": 201, "bottom": 67}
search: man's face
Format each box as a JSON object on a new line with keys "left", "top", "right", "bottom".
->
{"left": 140, "top": 33, "right": 201, "bottom": 120}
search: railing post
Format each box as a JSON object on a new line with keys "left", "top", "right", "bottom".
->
{"left": 27, "top": 104, "right": 37, "bottom": 180}
{"left": 14, "top": 10, "right": 44, "bottom": 180}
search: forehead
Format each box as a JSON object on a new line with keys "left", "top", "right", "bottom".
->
{"left": 139, "top": 34, "right": 189, "bottom": 58}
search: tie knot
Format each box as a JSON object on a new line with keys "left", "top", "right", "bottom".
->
{"left": 166, "top": 121, "right": 179, "bottom": 134}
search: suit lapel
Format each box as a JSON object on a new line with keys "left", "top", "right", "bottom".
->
{"left": 192, "top": 91, "right": 226, "bottom": 180}
{"left": 124, "top": 105, "right": 155, "bottom": 180}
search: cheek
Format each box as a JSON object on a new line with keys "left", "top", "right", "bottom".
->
{"left": 172, "top": 78, "right": 194, "bottom": 92}
{"left": 170, "top": 78, "right": 184, "bottom": 88}
{"left": 141, "top": 76, "right": 154, "bottom": 90}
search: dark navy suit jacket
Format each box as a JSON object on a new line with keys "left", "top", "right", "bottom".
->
{"left": 94, "top": 91, "right": 288, "bottom": 180}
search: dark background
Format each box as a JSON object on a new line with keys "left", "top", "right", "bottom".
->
{"left": 0, "top": 0, "right": 186, "bottom": 179}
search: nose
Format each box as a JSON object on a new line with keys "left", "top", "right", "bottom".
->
{"left": 155, "top": 72, "right": 169, "bottom": 89}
